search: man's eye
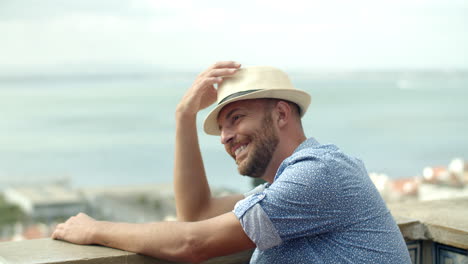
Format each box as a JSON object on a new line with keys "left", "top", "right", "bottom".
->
{"left": 232, "top": 115, "right": 242, "bottom": 122}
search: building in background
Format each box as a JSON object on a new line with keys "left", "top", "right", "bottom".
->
{"left": 3, "top": 185, "right": 86, "bottom": 222}
{"left": 419, "top": 158, "right": 468, "bottom": 201}
{"left": 80, "top": 184, "right": 177, "bottom": 223}
{"left": 370, "top": 158, "right": 468, "bottom": 202}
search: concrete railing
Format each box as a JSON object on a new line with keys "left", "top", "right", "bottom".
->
{"left": 0, "top": 198, "right": 467, "bottom": 264}
{"left": 389, "top": 198, "right": 468, "bottom": 264}
{"left": 389, "top": 198, "right": 468, "bottom": 250}
{"left": 0, "top": 238, "right": 254, "bottom": 264}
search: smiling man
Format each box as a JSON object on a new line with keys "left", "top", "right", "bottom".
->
{"left": 52, "top": 61, "right": 411, "bottom": 263}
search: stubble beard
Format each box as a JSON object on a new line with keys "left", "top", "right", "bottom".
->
{"left": 238, "top": 114, "right": 279, "bottom": 178}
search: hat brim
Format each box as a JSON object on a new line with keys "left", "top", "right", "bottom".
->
{"left": 203, "top": 89, "right": 311, "bottom": 135}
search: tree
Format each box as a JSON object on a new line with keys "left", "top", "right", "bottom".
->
{"left": 0, "top": 195, "right": 25, "bottom": 226}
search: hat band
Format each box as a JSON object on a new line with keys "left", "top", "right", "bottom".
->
{"left": 218, "top": 89, "right": 262, "bottom": 105}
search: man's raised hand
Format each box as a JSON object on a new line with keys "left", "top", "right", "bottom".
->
{"left": 177, "top": 61, "right": 241, "bottom": 116}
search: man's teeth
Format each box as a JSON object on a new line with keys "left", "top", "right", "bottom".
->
{"left": 235, "top": 145, "right": 247, "bottom": 157}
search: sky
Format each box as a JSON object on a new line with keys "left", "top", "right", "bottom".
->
{"left": 1, "top": 0, "right": 467, "bottom": 73}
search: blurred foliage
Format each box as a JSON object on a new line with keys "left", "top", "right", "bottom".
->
{"left": 0, "top": 195, "right": 25, "bottom": 226}
{"left": 153, "top": 199, "right": 162, "bottom": 211}
{"left": 137, "top": 194, "right": 162, "bottom": 211}
{"left": 137, "top": 194, "right": 148, "bottom": 205}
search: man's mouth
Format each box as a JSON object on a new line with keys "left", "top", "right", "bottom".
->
{"left": 233, "top": 144, "right": 248, "bottom": 158}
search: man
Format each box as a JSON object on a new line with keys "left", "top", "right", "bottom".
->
{"left": 52, "top": 61, "right": 411, "bottom": 263}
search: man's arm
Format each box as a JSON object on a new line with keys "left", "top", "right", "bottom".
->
{"left": 52, "top": 212, "right": 255, "bottom": 263}
{"left": 174, "top": 61, "right": 243, "bottom": 221}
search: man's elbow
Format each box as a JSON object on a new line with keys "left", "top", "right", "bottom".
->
{"left": 176, "top": 214, "right": 201, "bottom": 222}
{"left": 176, "top": 212, "right": 196, "bottom": 222}
{"left": 176, "top": 211, "right": 212, "bottom": 222}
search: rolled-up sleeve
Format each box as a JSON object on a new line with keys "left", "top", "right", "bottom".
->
{"left": 234, "top": 199, "right": 282, "bottom": 250}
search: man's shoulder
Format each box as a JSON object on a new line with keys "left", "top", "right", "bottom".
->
{"left": 273, "top": 140, "right": 338, "bottom": 184}
{"left": 277, "top": 138, "right": 366, "bottom": 182}
{"left": 285, "top": 138, "right": 342, "bottom": 165}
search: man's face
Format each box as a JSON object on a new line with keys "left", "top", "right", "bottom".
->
{"left": 217, "top": 99, "right": 279, "bottom": 178}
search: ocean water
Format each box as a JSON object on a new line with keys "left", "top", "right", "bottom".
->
{"left": 0, "top": 72, "right": 467, "bottom": 192}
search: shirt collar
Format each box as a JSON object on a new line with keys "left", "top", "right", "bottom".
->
{"left": 272, "top": 138, "right": 320, "bottom": 182}
{"left": 293, "top": 137, "right": 320, "bottom": 154}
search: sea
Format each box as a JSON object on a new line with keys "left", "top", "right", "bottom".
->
{"left": 0, "top": 70, "right": 467, "bottom": 193}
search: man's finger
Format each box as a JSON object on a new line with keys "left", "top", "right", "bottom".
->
{"left": 207, "top": 68, "right": 239, "bottom": 78}
{"left": 51, "top": 229, "right": 61, "bottom": 240}
{"left": 211, "top": 61, "right": 241, "bottom": 70}
{"left": 199, "top": 77, "right": 223, "bottom": 88}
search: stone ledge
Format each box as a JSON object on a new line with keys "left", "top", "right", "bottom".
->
{"left": 394, "top": 216, "right": 427, "bottom": 241}
{"left": 0, "top": 238, "right": 253, "bottom": 264}
{"left": 390, "top": 198, "right": 468, "bottom": 249}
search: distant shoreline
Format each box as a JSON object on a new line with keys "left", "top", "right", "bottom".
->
{"left": 1, "top": 69, "right": 468, "bottom": 84}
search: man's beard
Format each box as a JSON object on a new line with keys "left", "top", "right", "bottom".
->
{"left": 238, "top": 114, "right": 279, "bottom": 178}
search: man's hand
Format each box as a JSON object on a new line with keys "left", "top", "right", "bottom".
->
{"left": 177, "top": 61, "right": 241, "bottom": 117}
{"left": 52, "top": 213, "right": 97, "bottom": 245}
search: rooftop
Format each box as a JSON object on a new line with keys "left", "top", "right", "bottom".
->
{"left": 4, "top": 185, "right": 82, "bottom": 205}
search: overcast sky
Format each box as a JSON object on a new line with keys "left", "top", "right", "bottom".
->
{"left": 1, "top": 0, "right": 467, "bottom": 73}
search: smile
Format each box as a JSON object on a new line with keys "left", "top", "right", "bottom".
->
{"left": 234, "top": 144, "right": 248, "bottom": 157}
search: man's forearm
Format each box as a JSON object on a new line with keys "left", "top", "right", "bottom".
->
{"left": 172, "top": 62, "right": 243, "bottom": 221}
{"left": 173, "top": 110, "right": 212, "bottom": 221}
{"left": 92, "top": 220, "right": 195, "bottom": 263}
{"left": 53, "top": 212, "right": 255, "bottom": 264}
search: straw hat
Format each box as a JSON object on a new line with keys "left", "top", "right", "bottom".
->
{"left": 203, "top": 66, "right": 311, "bottom": 135}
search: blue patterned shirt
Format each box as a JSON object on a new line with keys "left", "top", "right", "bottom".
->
{"left": 233, "top": 138, "right": 411, "bottom": 263}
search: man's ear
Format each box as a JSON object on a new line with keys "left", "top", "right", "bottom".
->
{"left": 275, "top": 101, "right": 291, "bottom": 128}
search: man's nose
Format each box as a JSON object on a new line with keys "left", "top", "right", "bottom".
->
{"left": 220, "top": 127, "right": 234, "bottom": 145}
